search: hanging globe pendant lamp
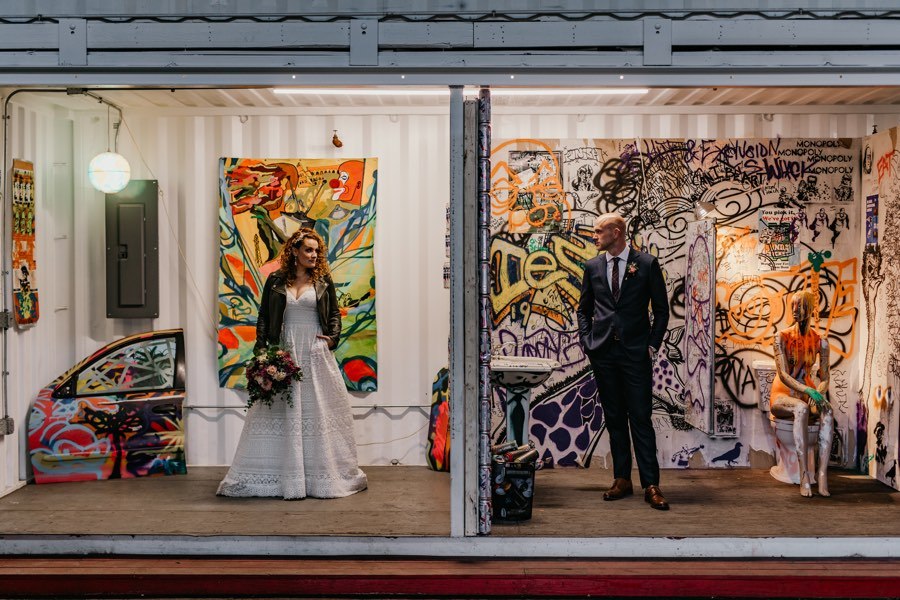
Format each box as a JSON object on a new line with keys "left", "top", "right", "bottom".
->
{"left": 88, "top": 151, "right": 131, "bottom": 193}
{"left": 88, "top": 101, "right": 131, "bottom": 194}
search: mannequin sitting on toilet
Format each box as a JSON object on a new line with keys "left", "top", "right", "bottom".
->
{"left": 770, "top": 290, "right": 834, "bottom": 497}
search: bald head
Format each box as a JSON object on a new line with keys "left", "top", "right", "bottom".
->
{"left": 592, "top": 213, "right": 628, "bottom": 254}
{"left": 595, "top": 213, "right": 626, "bottom": 232}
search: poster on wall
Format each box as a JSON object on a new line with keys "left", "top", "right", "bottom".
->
{"left": 866, "top": 194, "right": 879, "bottom": 245}
{"left": 11, "top": 159, "right": 38, "bottom": 327}
{"left": 683, "top": 218, "right": 716, "bottom": 435}
{"left": 217, "top": 157, "right": 378, "bottom": 391}
{"left": 757, "top": 207, "right": 800, "bottom": 271}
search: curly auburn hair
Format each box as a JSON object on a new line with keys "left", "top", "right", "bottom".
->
{"left": 277, "top": 228, "right": 331, "bottom": 286}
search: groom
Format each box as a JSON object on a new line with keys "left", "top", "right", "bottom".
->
{"left": 577, "top": 213, "right": 671, "bottom": 510}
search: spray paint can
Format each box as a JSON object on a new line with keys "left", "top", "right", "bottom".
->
{"left": 503, "top": 443, "right": 535, "bottom": 462}
{"left": 490, "top": 441, "right": 519, "bottom": 455}
{"left": 510, "top": 448, "right": 540, "bottom": 465}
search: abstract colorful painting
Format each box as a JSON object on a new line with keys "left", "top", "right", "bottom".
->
{"left": 426, "top": 367, "right": 451, "bottom": 471}
{"left": 28, "top": 330, "right": 186, "bottom": 484}
{"left": 684, "top": 219, "right": 716, "bottom": 434}
{"left": 218, "top": 157, "right": 378, "bottom": 391}
{"left": 11, "top": 159, "right": 38, "bottom": 326}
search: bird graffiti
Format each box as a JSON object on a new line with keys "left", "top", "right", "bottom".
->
{"left": 711, "top": 442, "right": 743, "bottom": 467}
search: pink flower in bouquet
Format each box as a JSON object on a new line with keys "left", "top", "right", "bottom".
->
{"left": 244, "top": 344, "right": 302, "bottom": 409}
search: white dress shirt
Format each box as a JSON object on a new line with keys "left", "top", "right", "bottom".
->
{"left": 606, "top": 246, "right": 630, "bottom": 294}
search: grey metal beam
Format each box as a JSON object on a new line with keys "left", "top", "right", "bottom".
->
{"left": 462, "top": 98, "right": 479, "bottom": 536}
{"left": 57, "top": 18, "right": 86, "bottom": 66}
{"left": 86, "top": 22, "right": 350, "bottom": 48}
{"left": 4, "top": 533, "right": 900, "bottom": 558}
{"left": 643, "top": 17, "right": 671, "bottom": 66}
{"left": 448, "top": 84, "right": 465, "bottom": 538}
{"left": 472, "top": 22, "right": 641, "bottom": 48}
{"left": 0, "top": 24, "right": 57, "bottom": 49}
{"left": 380, "top": 23, "right": 473, "bottom": 48}
{"left": 1, "top": 0, "right": 899, "bottom": 18}
{"left": 7, "top": 17, "right": 900, "bottom": 52}
{"left": 7, "top": 71, "right": 900, "bottom": 88}
{"left": 3, "top": 18, "right": 900, "bottom": 63}
{"left": 350, "top": 19, "right": 378, "bottom": 66}
{"left": 5, "top": 49, "right": 900, "bottom": 72}
{"left": 673, "top": 19, "right": 900, "bottom": 46}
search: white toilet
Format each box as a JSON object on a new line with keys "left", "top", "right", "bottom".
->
{"left": 769, "top": 414, "right": 819, "bottom": 484}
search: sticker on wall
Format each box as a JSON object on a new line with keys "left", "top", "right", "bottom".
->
{"left": 11, "top": 159, "right": 38, "bottom": 327}
{"left": 217, "top": 157, "right": 378, "bottom": 391}
{"left": 713, "top": 397, "right": 739, "bottom": 438}
{"left": 757, "top": 207, "right": 800, "bottom": 271}
{"left": 798, "top": 205, "right": 852, "bottom": 249}
{"left": 866, "top": 194, "right": 879, "bottom": 245}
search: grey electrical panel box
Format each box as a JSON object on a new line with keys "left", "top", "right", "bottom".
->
{"left": 105, "top": 180, "right": 159, "bottom": 318}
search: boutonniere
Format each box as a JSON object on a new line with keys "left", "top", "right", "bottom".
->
{"left": 625, "top": 262, "right": 639, "bottom": 279}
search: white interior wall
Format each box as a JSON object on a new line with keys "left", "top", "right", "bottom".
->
{"left": 1, "top": 100, "right": 76, "bottom": 497}
{"left": 69, "top": 109, "right": 452, "bottom": 468}
{"left": 5, "top": 101, "right": 900, "bottom": 497}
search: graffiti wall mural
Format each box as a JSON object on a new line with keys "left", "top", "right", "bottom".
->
{"left": 217, "top": 157, "right": 378, "bottom": 391}
{"left": 489, "top": 137, "right": 860, "bottom": 470}
{"left": 684, "top": 219, "right": 716, "bottom": 434}
{"left": 860, "top": 131, "right": 900, "bottom": 490}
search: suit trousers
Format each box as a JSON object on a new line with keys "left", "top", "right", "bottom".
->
{"left": 588, "top": 341, "right": 660, "bottom": 488}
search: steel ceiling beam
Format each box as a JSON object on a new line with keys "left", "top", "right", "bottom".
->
{"left": 0, "top": 6, "right": 898, "bottom": 85}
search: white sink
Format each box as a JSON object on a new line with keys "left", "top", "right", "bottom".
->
{"left": 490, "top": 356, "right": 561, "bottom": 389}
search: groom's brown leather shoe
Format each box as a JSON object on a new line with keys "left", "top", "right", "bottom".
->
{"left": 602, "top": 478, "right": 633, "bottom": 501}
{"left": 644, "top": 485, "right": 670, "bottom": 510}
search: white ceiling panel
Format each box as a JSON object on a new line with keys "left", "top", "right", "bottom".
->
{"left": 9, "top": 86, "right": 900, "bottom": 111}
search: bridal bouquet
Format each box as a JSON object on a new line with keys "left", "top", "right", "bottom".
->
{"left": 245, "top": 346, "right": 303, "bottom": 409}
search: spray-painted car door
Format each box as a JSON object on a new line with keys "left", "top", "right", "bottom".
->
{"left": 28, "top": 329, "right": 186, "bottom": 484}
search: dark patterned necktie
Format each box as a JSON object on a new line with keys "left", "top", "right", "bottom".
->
{"left": 611, "top": 257, "right": 620, "bottom": 301}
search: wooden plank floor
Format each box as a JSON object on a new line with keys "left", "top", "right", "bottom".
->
{"left": 1, "top": 557, "right": 900, "bottom": 598}
{"left": 493, "top": 466, "right": 900, "bottom": 537}
{"left": 0, "top": 465, "right": 897, "bottom": 537}
{"left": 0, "top": 466, "right": 451, "bottom": 536}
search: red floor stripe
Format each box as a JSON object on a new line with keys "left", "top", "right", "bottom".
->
{"left": 2, "top": 574, "right": 900, "bottom": 598}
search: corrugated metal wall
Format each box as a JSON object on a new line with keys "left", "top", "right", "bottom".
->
{"left": 1, "top": 100, "right": 76, "bottom": 497}
{"left": 73, "top": 111, "right": 454, "bottom": 469}
{"left": 3, "top": 104, "right": 899, "bottom": 497}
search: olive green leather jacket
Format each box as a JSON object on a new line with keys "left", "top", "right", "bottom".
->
{"left": 254, "top": 272, "right": 342, "bottom": 353}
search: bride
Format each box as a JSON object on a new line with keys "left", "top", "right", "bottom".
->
{"left": 217, "top": 228, "right": 368, "bottom": 499}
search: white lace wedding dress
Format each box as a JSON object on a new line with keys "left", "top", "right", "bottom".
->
{"left": 217, "top": 287, "right": 368, "bottom": 499}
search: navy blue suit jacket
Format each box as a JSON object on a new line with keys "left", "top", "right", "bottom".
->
{"left": 576, "top": 248, "right": 670, "bottom": 361}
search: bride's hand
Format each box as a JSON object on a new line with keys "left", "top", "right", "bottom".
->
{"left": 315, "top": 334, "right": 334, "bottom": 349}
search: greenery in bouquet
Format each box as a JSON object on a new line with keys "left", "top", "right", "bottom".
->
{"left": 245, "top": 345, "right": 303, "bottom": 409}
